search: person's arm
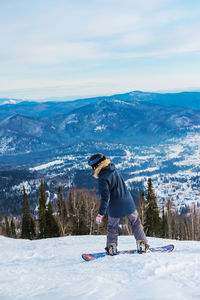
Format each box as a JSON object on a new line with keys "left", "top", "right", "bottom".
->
{"left": 98, "top": 177, "right": 110, "bottom": 216}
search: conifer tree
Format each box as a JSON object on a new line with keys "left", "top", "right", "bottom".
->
{"left": 46, "top": 202, "right": 60, "bottom": 238}
{"left": 21, "top": 186, "right": 36, "bottom": 239}
{"left": 57, "top": 186, "right": 68, "bottom": 236}
{"left": 38, "top": 179, "right": 48, "bottom": 238}
{"left": 144, "top": 178, "right": 162, "bottom": 237}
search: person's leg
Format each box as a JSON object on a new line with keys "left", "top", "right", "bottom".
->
{"left": 128, "top": 210, "right": 148, "bottom": 244}
{"left": 106, "top": 216, "right": 120, "bottom": 246}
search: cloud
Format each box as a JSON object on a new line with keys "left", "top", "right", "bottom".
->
{"left": 0, "top": 0, "right": 200, "bottom": 98}
{"left": 2, "top": 1, "right": 199, "bottom": 64}
{"left": 12, "top": 41, "right": 110, "bottom": 65}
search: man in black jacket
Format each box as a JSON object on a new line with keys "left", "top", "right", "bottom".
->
{"left": 88, "top": 153, "right": 148, "bottom": 255}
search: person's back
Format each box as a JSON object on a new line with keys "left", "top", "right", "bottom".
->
{"left": 88, "top": 153, "right": 148, "bottom": 255}
{"left": 98, "top": 162, "right": 136, "bottom": 218}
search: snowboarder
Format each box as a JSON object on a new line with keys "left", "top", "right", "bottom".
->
{"left": 88, "top": 153, "right": 148, "bottom": 255}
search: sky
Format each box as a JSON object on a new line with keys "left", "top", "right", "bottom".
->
{"left": 0, "top": 0, "right": 200, "bottom": 100}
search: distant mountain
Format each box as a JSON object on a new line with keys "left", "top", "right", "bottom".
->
{"left": 1, "top": 91, "right": 200, "bottom": 121}
{"left": 0, "top": 98, "right": 21, "bottom": 105}
{"left": 117, "top": 91, "right": 200, "bottom": 109}
{"left": 1, "top": 90, "right": 200, "bottom": 216}
{"left": 0, "top": 114, "right": 62, "bottom": 155}
{"left": 1, "top": 95, "right": 200, "bottom": 156}
{"left": 0, "top": 97, "right": 99, "bottom": 120}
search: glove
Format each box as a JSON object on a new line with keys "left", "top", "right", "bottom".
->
{"left": 96, "top": 214, "right": 103, "bottom": 225}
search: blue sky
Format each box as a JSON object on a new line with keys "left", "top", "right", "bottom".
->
{"left": 0, "top": 0, "right": 200, "bottom": 100}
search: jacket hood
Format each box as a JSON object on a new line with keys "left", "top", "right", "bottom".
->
{"left": 93, "top": 159, "right": 113, "bottom": 178}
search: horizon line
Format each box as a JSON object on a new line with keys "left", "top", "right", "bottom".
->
{"left": 1, "top": 88, "right": 200, "bottom": 103}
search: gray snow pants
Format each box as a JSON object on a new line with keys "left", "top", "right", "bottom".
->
{"left": 106, "top": 210, "right": 147, "bottom": 246}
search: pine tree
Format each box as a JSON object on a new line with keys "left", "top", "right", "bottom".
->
{"left": 144, "top": 178, "right": 162, "bottom": 237}
{"left": 57, "top": 186, "right": 68, "bottom": 236}
{"left": 38, "top": 179, "right": 48, "bottom": 239}
{"left": 46, "top": 202, "right": 60, "bottom": 238}
{"left": 21, "top": 186, "right": 36, "bottom": 240}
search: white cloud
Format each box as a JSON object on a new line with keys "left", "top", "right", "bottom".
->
{"left": 13, "top": 41, "right": 110, "bottom": 64}
{"left": 0, "top": 0, "right": 200, "bottom": 98}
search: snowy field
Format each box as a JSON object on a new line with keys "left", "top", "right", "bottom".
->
{"left": 0, "top": 235, "right": 200, "bottom": 300}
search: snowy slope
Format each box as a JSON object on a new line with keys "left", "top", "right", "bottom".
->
{"left": 0, "top": 235, "right": 200, "bottom": 300}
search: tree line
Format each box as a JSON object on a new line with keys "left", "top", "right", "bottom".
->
{"left": 0, "top": 178, "right": 200, "bottom": 241}
{"left": 137, "top": 178, "right": 200, "bottom": 240}
{"left": 0, "top": 179, "right": 107, "bottom": 239}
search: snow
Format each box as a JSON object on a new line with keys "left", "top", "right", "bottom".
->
{"left": 94, "top": 125, "right": 107, "bottom": 132}
{"left": 0, "top": 235, "right": 200, "bottom": 300}
{"left": 29, "top": 160, "right": 64, "bottom": 171}
{"left": 66, "top": 114, "right": 78, "bottom": 124}
{"left": 165, "top": 144, "right": 184, "bottom": 159}
{"left": 0, "top": 99, "right": 18, "bottom": 105}
{"left": 112, "top": 100, "right": 132, "bottom": 105}
{"left": 131, "top": 167, "right": 160, "bottom": 175}
{"left": 0, "top": 137, "right": 15, "bottom": 154}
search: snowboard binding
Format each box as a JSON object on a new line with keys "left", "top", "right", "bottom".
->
{"left": 136, "top": 240, "right": 147, "bottom": 254}
{"left": 105, "top": 243, "right": 117, "bottom": 256}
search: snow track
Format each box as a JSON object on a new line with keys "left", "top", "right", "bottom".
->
{"left": 0, "top": 236, "right": 200, "bottom": 300}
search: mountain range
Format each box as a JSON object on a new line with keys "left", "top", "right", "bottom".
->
{"left": 1, "top": 91, "right": 200, "bottom": 158}
{"left": 0, "top": 90, "right": 200, "bottom": 216}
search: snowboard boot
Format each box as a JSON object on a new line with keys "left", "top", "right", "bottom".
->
{"left": 105, "top": 243, "right": 117, "bottom": 256}
{"left": 136, "top": 240, "right": 148, "bottom": 254}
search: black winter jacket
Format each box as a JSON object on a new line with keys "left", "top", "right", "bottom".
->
{"left": 98, "top": 163, "right": 136, "bottom": 218}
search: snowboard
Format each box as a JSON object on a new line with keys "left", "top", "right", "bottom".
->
{"left": 82, "top": 244, "right": 174, "bottom": 261}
